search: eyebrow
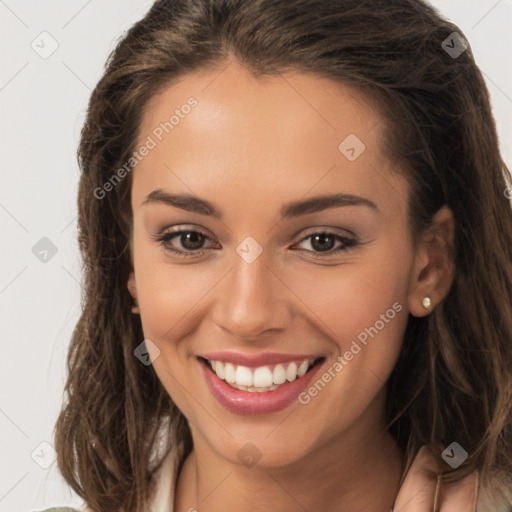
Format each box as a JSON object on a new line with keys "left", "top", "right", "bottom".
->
{"left": 142, "top": 189, "right": 379, "bottom": 218}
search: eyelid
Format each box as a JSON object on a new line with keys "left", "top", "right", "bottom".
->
{"left": 154, "top": 224, "right": 359, "bottom": 258}
{"left": 156, "top": 225, "right": 356, "bottom": 243}
{"left": 294, "top": 225, "right": 357, "bottom": 239}
{"left": 155, "top": 224, "right": 215, "bottom": 242}
{"left": 292, "top": 231, "right": 358, "bottom": 254}
{"left": 150, "top": 225, "right": 214, "bottom": 256}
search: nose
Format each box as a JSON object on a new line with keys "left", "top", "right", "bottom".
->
{"left": 211, "top": 249, "right": 293, "bottom": 342}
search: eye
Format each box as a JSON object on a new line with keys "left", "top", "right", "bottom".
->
{"left": 293, "top": 231, "right": 358, "bottom": 255}
{"left": 153, "top": 226, "right": 359, "bottom": 259}
{"left": 155, "top": 227, "right": 217, "bottom": 257}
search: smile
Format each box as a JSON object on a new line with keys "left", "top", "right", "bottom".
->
{"left": 205, "top": 358, "right": 316, "bottom": 392}
{"left": 198, "top": 352, "right": 325, "bottom": 415}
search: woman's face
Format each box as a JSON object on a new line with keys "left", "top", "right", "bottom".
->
{"left": 128, "top": 61, "right": 423, "bottom": 467}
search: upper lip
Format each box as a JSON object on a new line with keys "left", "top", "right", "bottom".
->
{"left": 199, "top": 351, "right": 322, "bottom": 367}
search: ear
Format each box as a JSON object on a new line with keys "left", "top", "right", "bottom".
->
{"left": 408, "top": 205, "right": 455, "bottom": 317}
{"left": 127, "top": 238, "right": 140, "bottom": 314}
{"left": 127, "top": 270, "right": 140, "bottom": 315}
{"left": 126, "top": 226, "right": 141, "bottom": 314}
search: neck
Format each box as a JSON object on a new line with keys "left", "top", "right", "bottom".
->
{"left": 175, "top": 420, "right": 403, "bottom": 512}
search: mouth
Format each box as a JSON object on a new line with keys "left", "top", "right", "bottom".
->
{"left": 200, "top": 356, "right": 322, "bottom": 392}
{"left": 197, "top": 354, "right": 325, "bottom": 415}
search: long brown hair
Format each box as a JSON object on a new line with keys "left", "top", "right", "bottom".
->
{"left": 54, "top": 0, "right": 512, "bottom": 510}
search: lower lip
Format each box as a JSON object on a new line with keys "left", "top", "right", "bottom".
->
{"left": 198, "top": 357, "right": 323, "bottom": 415}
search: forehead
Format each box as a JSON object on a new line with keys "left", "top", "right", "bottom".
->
{"left": 132, "top": 61, "right": 406, "bottom": 215}
{"left": 140, "top": 61, "right": 384, "bottom": 150}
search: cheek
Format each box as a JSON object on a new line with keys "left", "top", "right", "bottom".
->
{"left": 133, "top": 250, "right": 215, "bottom": 418}
{"left": 136, "top": 257, "right": 218, "bottom": 343}
{"left": 286, "top": 249, "right": 411, "bottom": 347}
{"left": 288, "top": 267, "right": 409, "bottom": 436}
{"left": 283, "top": 244, "right": 411, "bottom": 413}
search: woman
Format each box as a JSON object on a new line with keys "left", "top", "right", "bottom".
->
{"left": 42, "top": 0, "right": 512, "bottom": 511}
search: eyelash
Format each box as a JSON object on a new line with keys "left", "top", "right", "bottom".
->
{"left": 154, "top": 227, "right": 359, "bottom": 259}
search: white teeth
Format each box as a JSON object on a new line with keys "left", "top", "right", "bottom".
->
{"left": 229, "top": 383, "right": 280, "bottom": 393}
{"left": 286, "top": 362, "right": 298, "bottom": 382}
{"left": 235, "top": 365, "right": 253, "bottom": 387}
{"left": 215, "top": 360, "right": 225, "bottom": 380}
{"left": 273, "top": 364, "right": 287, "bottom": 385}
{"left": 297, "top": 360, "right": 309, "bottom": 377}
{"left": 253, "top": 366, "right": 273, "bottom": 387}
{"left": 224, "top": 362, "right": 236, "bottom": 383}
{"left": 206, "top": 358, "right": 316, "bottom": 391}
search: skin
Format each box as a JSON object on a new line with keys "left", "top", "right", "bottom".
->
{"left": 127, "top": 59, "right": 455, "bottom": 512}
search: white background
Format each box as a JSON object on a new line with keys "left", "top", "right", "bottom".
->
{"left": 1, "top": 1, "right": 511, "bottom": 510}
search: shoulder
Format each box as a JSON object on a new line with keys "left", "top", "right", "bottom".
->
{"left": 394, "top": 445, "right": 512, "bottom": 512}
{"left": 394, "top": 445, "right": 479, "bottom": 511}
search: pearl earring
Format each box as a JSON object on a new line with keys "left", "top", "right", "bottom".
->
{"left": 422, "top": 297, "right": 432, "bottom": 309}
